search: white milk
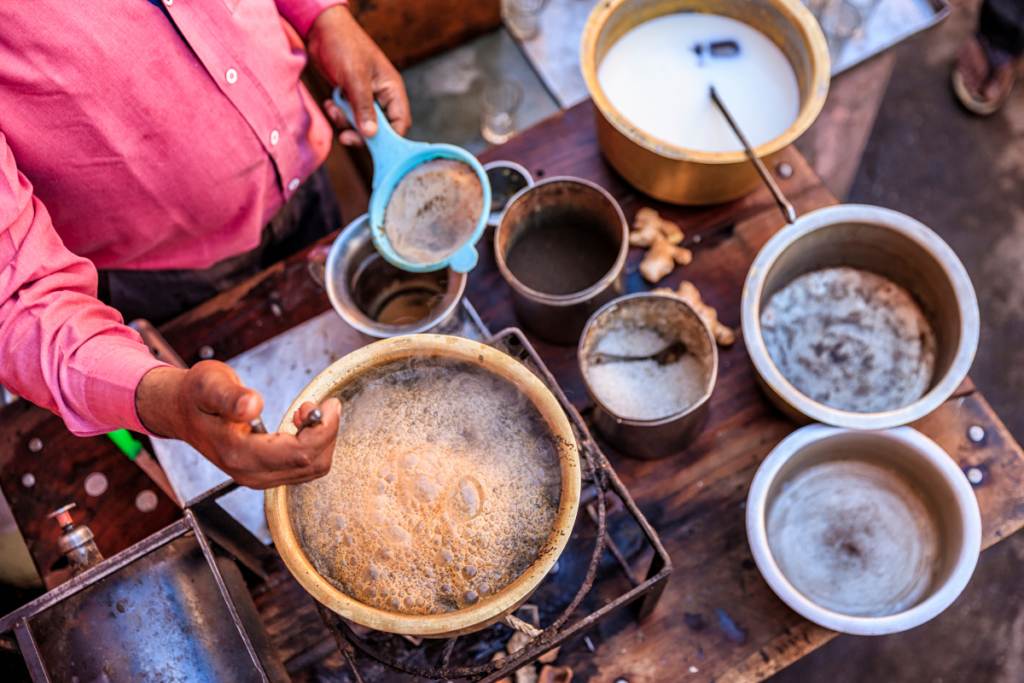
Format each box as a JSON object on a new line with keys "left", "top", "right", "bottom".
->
{"left": 597, "top": 14, "right": 801, "bottom": 153}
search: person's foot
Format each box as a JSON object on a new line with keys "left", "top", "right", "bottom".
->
{"left": 952, "top": 36, "right": 1017, "bottom": 115}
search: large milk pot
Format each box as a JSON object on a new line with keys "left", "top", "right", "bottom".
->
{"left": 579, "top": 0, "right": 830, "bottom": 206}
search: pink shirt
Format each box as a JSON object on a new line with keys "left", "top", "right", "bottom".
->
{"left": 0, "top": 0, "right": 343, "bottom": 436}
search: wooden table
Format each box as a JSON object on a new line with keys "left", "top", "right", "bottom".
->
{"left": 2, "top": 99, "right": 1022, "bottom": 682}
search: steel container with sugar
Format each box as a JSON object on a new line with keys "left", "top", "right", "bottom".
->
{"left": 578, "top": 293, "right": 718, "bottom": 459}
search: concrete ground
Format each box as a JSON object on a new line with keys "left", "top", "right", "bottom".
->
{"left": 770, "top": 0, "right": 1024, "bottom": 680}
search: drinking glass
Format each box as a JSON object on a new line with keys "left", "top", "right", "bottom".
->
{"left": 503, "top": 0, "right": 547, "bottom": 41}
{"left": 819, "top": 0, "right": 862, "bottom": 65}
{"left": 481, "top": 79, "right": 524, "bottom": 145}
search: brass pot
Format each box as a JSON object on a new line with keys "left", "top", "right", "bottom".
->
{"left": 579, "top": 0, "right": 830, "bottom": 205}
{"left": 265, "top": 335, "right": 581, "bottom": 637}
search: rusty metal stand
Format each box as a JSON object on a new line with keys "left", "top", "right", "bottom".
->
{"left": 316, "top": 326, "right": 673, "bottom": 682}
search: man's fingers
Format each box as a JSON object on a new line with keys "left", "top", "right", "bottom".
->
{"left": 338, "top": 130, "right": 364, "bottom": 146}
{"left": 190, "top": 361, "right": 264, "bottom": 422}
{"left": 344, "top": 69, "right": 379, "bottom": 138}
{"left": 376, "top": 74, "right": 412, "bottom": 136}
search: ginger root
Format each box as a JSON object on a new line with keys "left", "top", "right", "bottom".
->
{"left": 639, "top": 237, "right": 693, "bottom": 283}
{"left": 633, "top": 208, "right": 692, "bottom": 282}
{"left": 654, "top": 281, "right": 735, "bottom": 346}
{"left": 631, "top": 207, "right": 683, "bottom": 246}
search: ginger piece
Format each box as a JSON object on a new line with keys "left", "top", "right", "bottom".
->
{"left": 537, "top": 646, "right": 561, "bottom": 664}
{"left": 633, "top": 207, "right": 683, "bottom": 245}
{"left": 515, "top": 665, "right": 539, "bottom": 683}
{"left": 539, "top": 665, "right": 574, "bottom": 683}
{"left": 508, "top": 630, "right": 533, "bottom": 655}
{"left": 492, "top": 652, "right": 513, "bottom": 683}
{"left": 675, "top": 280, "right": 735, "bottom": 347}
{"left": 629, "top": 222, "right": 662, "bottom": 248}
{"left": 639, "top": 238, "right": 693, "bottom": 283}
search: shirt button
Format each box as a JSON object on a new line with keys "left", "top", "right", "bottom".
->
{"left": 270, "top": 130, "right": 280, "bottom": 146}
{"left": 163, "top": 0, "right": 172, "bottom": 5}
{"left": 288, "top": 178, "right": 300, "bottom": 192}
{"left": 225, "top": 68, "right": 238, "bottom": 84}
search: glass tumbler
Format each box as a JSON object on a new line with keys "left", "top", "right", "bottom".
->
{"left": 481, "top": 79, "right": 524, "bottom": 145}
{"left": 819, "top": 0, "right": 863, "bottom": 65}
{"left": 503, "top": 0, "right": 547, "bottom": 41}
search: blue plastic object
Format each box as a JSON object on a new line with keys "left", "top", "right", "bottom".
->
{"left": 332, "top": 88, "right": 491, "bottom": 274}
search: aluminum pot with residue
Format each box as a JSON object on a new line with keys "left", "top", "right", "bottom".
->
{"left": 741, "top": 204, "right": 979, "bottom": 430}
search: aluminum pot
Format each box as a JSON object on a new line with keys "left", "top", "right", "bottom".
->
{"left": 265, "top": 335, "right": 581, "bottom": 638}
{"left": 579, "top": 293, "right": 718, "bottom": 459}
{"left": 495, "top": 177, "right": 629, "bottom": 345}
{"left": 579, "top": 0, "right": 830, "bottom": 205}
{"left": 324, "top": 214, "right": 466, "bottom": 338}
{"left": 741, "top": 204, "right": 980, "bottom": 430}
{"left": 746, "top": 424, "right": 981, "bottom": 635}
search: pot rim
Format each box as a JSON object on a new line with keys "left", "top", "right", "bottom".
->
{"left": 579, "top": 0, "right": 831, "bottom": 165}
{"left": 494, "top": 176, "right": 629, "bottom": 306}
{"left": 265, "top": 334, "right": 581, "bottom": 637}
{"left": 740, "top": 204, "right": 981, "bottom": 430}
{"left": 325, "top": 214, "right": 467, "bottom": 338}
{"left": 577, "top": 292, "right": 719, "bottom": 426}
{"left": 745, "top": 424, "right": 982, "bottom": 635}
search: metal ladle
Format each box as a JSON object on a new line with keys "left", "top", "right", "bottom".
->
{"left": 710, "top": 86, "right": 797, "bottom": 224}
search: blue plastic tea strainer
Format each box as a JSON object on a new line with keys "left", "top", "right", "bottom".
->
{"left": 332, "top": 88, "right": 491, "bottom": 273}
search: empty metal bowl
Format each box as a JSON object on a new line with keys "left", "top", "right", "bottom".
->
{"left": 484, "top": 161, "right": 533, "bottom": 227}
{"left": 741, "top": 204, "right": 980, "bottom": 430}
{"left": 324, "top": 215, "right": 466, "bottom": 339}
{"left": 579, "top": 293, "right": 718, "bottom": 459}
{"left": 746, "top": 424, "right": 981, "bottom": 635}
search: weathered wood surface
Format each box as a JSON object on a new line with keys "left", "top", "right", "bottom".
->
{"left": 0, "top": 401, "right": 181, "bottom": 590}
{"left": 1, "top": 98, "right": 1022, "bottom": 683}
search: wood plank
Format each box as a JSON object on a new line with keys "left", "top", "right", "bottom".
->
{"left": 0, "top": 402, "right": 180, "bottom": 589}
{"left": 349, "top": 0, "right": 502, "bottom": 71}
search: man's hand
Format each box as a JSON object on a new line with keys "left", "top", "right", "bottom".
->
{"left": 308, "top": 4, "right": 411, "bottom": 146}
{"left": 136, "top": 363, "right": 341, "bottom": 489}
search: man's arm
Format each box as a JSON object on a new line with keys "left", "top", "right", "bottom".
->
{"left": 0, "top": 132, "right": 166, "bottom": 434}
{"left": 293, "top": 2, "right": 412, "bottom": 145}
{"left": 0, "top": 133, "right": 340, "bottom": 489}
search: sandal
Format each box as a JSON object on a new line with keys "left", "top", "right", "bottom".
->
{"left": 952, "top": 36, "right": 1017, "bottom": 115}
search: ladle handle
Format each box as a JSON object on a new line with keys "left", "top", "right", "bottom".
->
{"left": 332, "top": 87, "right": 418, "bottom": 189}
{"left": 710, "top": 87, "right": 797, "bottom": 225}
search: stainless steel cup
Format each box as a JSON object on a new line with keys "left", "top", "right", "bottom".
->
{"left": 578, "top": 293, "right": 719, "bottom": 459}
{"left": 323, "top": 215, "right": 467, "bottom": 339}
{"left": 495, "top": 177, "right": 628, "bottom": 345}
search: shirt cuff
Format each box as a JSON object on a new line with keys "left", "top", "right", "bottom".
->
{"left": 278, "top": 0, "right": 349, "bottom": 39}
{"left": 69, "top": 338, "right": 169, "bottom": 437}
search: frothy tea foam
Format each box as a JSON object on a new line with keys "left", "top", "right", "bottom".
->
{"left": 383, "top": 159, "right": 484, "bottom": 265}
{"left": 288, "top": 357, "right": 563, "bottom": 616}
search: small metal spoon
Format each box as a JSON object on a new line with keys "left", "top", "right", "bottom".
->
{"left": 589, "top": 340, "right": 689, "bottom": 366}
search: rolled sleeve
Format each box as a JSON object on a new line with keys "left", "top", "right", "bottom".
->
{"left": 276, "top": 0, "right": 349, "bottom": 38}
{"left": 0, "top": 133, "right": 167, "bottom": 436}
